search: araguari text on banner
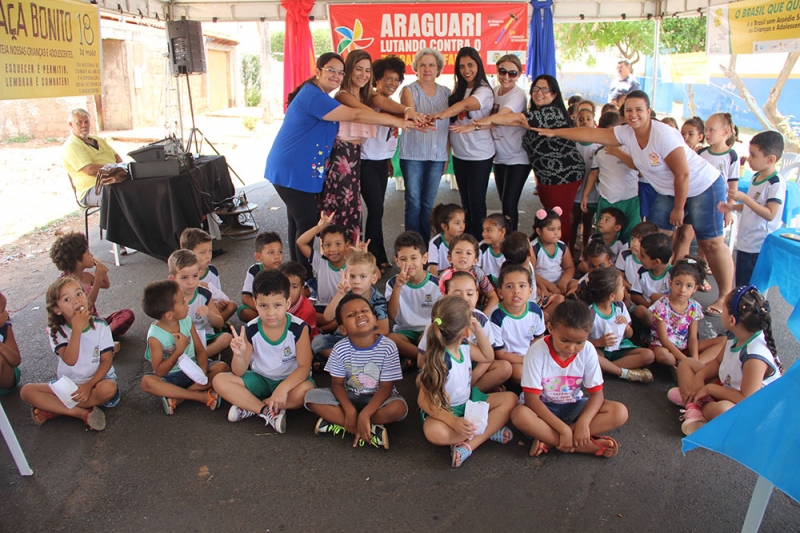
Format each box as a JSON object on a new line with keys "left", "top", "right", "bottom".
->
{"left": 707, "top": 0, "right": 800, "bottom": 54}
{"left": 328, "top": 3, "right": 528, "bottom": 74}
{"left": 0, "top": 0, "right": 101, "bottom": 100}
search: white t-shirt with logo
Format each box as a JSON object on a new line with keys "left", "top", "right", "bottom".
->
{"left": 245, "top": 314, "right": 309, "bottom": 380}
{"left": 450, "top": 84, "right": 496, "bottom": 161}
{"left": 592, "top": 145, "right": 640, "bottom": 203}
{"left": 737, "top": 171, "right": 785, "bottom": 253}
{"left": 521, "top": 336, "right": 604, "bottom": 404}
{"left": 385, "top": 272, "right": 442, "bottom": 332}
{"left": 49, "top": 319, "right": 115, "bottom": 385}
{"left": 491, "top": 85, "right": 529, "bottom": 165}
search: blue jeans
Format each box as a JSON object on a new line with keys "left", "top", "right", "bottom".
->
{"left": 399, "top": 159, "right": 445, "bottom": 243}
{"left": 648, "top": 175, "right": 726, "bottom": 240}
{"left": 736, "top": 250, "right": 759, "bottom": 287}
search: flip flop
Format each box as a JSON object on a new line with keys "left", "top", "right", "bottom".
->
{"left": 698, "top": 280, "right": 713, "bottom": 292}
{"left": 704, "top": 304, "right": 723, "bottom": 317}
{"left": 82, "top": 406, "right": 107, "bottom": 431}
{"left": 161, "top": 396, "right": 176, "bottom": 416}
{"left": 450, "top": 442, "right": 473, "bottom": 468}
{"left": 529, "top": 438, "right": 551, "bottom": 457}
{"left": 31, "top": 407, "right": 58, "bottom": 426}
{"left": 590, "top": 435, "right": 620, "bottom": 458}
{"left": 489, "top": 426, "right": 513, "bottom": 444}
{"left": 206, "top": 390, "right": 222, "bottom": 410}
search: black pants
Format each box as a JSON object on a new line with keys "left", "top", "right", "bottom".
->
{"left": 274, "top": 184, "right": 319, "bottom": 278}
{"left": 452, "top": 156, "right": 494, "bottom": 240}
{"left": 493, "top": 163, "right": 531, "bottom": 231}
{"left": 360, "top": 158, "right": 390, "bottom": 266}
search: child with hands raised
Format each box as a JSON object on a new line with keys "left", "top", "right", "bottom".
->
{"left": 531, "top": 207, "right": 578, "bottom": 297}
{"left": 214, "top": 271, "right": 315, "bottom": 433}
{"left": 671, "top": 286, "right": 781, "bottom": 435}
{"left": 419, "top": 296, "right": 517, "bottom": 468}
{"left": 512, "top": 300, "right": 629, "bottom": 458}
{"left": 21, "top": 277, "right": 119, "bottom": 430}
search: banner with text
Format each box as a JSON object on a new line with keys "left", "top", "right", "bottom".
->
{"left": 328, "top": 3, "right": 528, "bottom": 74}
{"left": 0, "top": 0, "right": 101, "bottom": 100}
{"left": 707, "top": 0, "right": 800, "bottom": 54}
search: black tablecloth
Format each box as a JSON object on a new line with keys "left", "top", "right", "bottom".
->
{"left": 100, "top": 155, "right": 234, "bottom": 261}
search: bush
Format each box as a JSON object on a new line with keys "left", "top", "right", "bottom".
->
{"left": 241, "top": 54, "right": 262, "bottom": 107}
{"left": 242, "top": 116, "right": 258, "bottom": 131}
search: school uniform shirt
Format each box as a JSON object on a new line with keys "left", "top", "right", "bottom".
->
{"left": 385, "top": 272, "right": 442, "bottom": 332}
{"left": 616, "top": 249, "right": 643, "bottom": 288}
{"left": 49, "top": 319, "right": 115, "bottom": 385}
{"left": 491, "top": 85, "right": 529, "bottom": 166}
{"left": 718, "top": 331, "right": 780, "bottom": 391}
{"left": 737, "top": 171, "right": 785, "bottom": 254}
{"left": 589, "top": 302, "right": 630, "bottom": 352}
{"left": 418, "top": 308, "right": 503, "bottom": 353}
{"left": 574, "top": 142, "right": 600, "bottom": 203}
{"left": 241, "top": 263, "right": 263, "bottom": 298}
{"left": 200, "top": 265, "right": 223, "bottom": 294}
{"left": 288, "top": 294, "right": 319, "bottom": 340}
{"left": 428, "top": 234, "right": 451, "bottom": 271}
{"left": 630, "top": 265, "right": 672, "bottom": 298}
{"left": 521, "top": 336, "right": 603, "bottom": 404}
{"left": 478, "top": 242, "right": 505, "bottom": 285}
{"left": 145, "top": 316, "right": 196, "bottom": 373}
{"left": 490, "top": 302, "right": 545, "bottom": 355}
{"left": 649, "top": 296, "right": 703, "bottom": 350}
{"left": 245, "top": 314, "right": 309, "bottom": 381}
{"left": 698, "top": 147, "right": 739, "bottom": 185}
{"left": 531, "top": 238, "right": 567, "bottom": 284}
{"left": 361, "top": 108, "right": 398, "bottom": 161}
{"left": 592, "top": 145, "right": 640, "bottom": 203}
{"left": 588, "top": 233, "right": 628, "bottom": 261}
{"left": 326, "top": 334, "right": 403, "bottom": 396}
{"left": 443, "top": 345, "right": 473, "bottom": 406}
{"left": 449, "top": 84, "right": 496, "bottom": 161}
{"left": 188, "top": 286, "right": 214, "bottom": 340}
{"left": 311, "top": 249, "right": 345, "bottom": 306}
{"left": 613, "top": 120, "right": 719, "bottom": 197}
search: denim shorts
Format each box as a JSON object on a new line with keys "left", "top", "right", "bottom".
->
{"left": 543, "top": 398, "right": 588, "bottom": 425}
{"left": 647, "top": 175, "right": 725, "bottom": 240}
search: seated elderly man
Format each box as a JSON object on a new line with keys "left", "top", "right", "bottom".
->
{"left": 63, "top": 108, "right": 126, "bottom": 207}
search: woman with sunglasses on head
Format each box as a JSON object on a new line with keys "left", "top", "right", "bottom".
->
{"left": 264, "top": 52, "right": 411, "bottom": 276}
{"left": 474, "top": 75, "right": 586, "bottom": 248}
{"left": 431, "top": 47, "right": 496, "bottom": 240}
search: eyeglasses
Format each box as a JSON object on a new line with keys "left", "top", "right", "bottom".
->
{"left": 497, "top": 68, "right": 519, "bottom": 78}
{"left": 323, "top": 67, "right": 345, "bottom": 77}
{"left": 531, "top": 86, "right": 552, "bottom": 94}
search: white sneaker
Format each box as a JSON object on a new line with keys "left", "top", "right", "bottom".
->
{"left": 259, "top": 409, "right": 286, "bottom": 434}
{"left": 228, "top": 405, "right": 256, "bottom": 422}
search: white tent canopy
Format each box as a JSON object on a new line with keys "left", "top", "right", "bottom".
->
{"left": 92, "top": 0, "right": 736, "bottom": 24}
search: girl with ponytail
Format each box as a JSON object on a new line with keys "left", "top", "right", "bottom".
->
{"left": 670, "top": 285, "right": 782, "bottom": 435}
{"left": 418, "top": 296, "right": 517, "bottom": 467}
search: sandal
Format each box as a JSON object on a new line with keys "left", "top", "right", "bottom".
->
{"left": 529, "top": 438, "right": 551, "bottom": 457}
{"left": 489, "top": 425, "right": 513, "bottom": 444}
{"left": 704, "top": 303, "right": 723, "bottom": 317}
{"left": 590, "top": 435, "right": 619, "bottom": 458}
{"left": 205, "top": 390, "right": 222, "bottom": 411}
{"left": 161, "top": 396, "right": 176, "bottom": 416}
{"left": 82, "top": 406, "right": 107, "bottom": 431}
{"left": 450, "top": 442, "right": 473, "bottom": 468}
{"left": 31, "top": 407, "right": 59, "bottom": 426}
{"left": 698, "top": 280, "right": 713, "bottom": 292}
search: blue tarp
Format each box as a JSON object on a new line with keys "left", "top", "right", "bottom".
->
{"left": 526, "top": 0, "right": 556, "bottom": 79}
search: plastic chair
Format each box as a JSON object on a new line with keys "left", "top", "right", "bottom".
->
{"left": 67, "top": 174, "right": 121, "bottom": 265}
{"left": 779, "top": 158, "right": 800, "bottom": 184}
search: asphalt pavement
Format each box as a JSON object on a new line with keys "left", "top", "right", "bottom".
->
{"left": 2, "top": 175, "right": 799, "bottom": 532}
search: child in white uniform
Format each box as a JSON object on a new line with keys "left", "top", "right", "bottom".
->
{"left": 478, "top": 213, "right": 510, "bottom": 286}
{"left": 531, "top": 207, "right": 578, "bottom": 297}
{"left": 427, "top": 203, "right": 466, "bottom": 277}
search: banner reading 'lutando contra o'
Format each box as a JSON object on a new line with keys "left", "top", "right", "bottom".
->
{"left": 328, "top": 3, "right": 529, "bottom": 75}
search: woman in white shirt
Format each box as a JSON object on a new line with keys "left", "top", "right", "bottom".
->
{"left": 533, "top": 90, "right": 733, "bottom": 315}
{"left": 432, "top": 47, "right": 496, "bottom": 239}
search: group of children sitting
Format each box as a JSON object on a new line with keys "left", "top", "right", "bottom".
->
{"left": 2, "top": 170, "right": 783, "bottom": 466}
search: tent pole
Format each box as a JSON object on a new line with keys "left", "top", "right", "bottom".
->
{"left": 742, "top": 475, "right": 774, "bottom": 533}
{"left": 652, "top": 9, "right": 661, "bottom": 111}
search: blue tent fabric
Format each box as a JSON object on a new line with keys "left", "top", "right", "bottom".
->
{"left": 750, "top": 229, "right": 800, "bottom": 342}
{"left": 781, "top": 180, "right": 800, "bottom": 226}
{"left": 526, "top": 0, "right": 556, "bottom": 79}
{"left": 682, "top": 361, "right": 800, "bottom": 503}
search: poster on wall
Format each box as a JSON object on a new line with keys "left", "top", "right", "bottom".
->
{"left": 707, "top": 0, "right": 800, "bottom": 54}
{"left": 0, "top": 0, "right": 101, "bottom": 100}
{"left": 328, "top": 3, "right": 529, "bottom": 74}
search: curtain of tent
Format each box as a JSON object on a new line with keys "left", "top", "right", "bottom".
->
{"left": 526, "top": 0, "right": 556, "bottom": 79}
{"left": 281, "top": 0, "right": 316, "bottom": 110}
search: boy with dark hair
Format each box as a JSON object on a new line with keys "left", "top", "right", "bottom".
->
{"left": 278, "top": 261, "right": 319, "bottom": 341}
{"left": 304, "top": 293, "right": 407, "bottom": 449}
{"left": 180, "top": 227, "right": 237, "bottom": 321}
{"left": 140, "top": 280, "right": 230, "bottom": 415}
{"left": 386, "top": 231, "right": 442, "bottom": 363}
{"left": 239, "top": 232, "right": 284, "bottom": 322}
{"left": 719, "top": 130, "right": 785, "bottom": 286}
{"left": 616, "top": 221, "right": 659, "bottom": 292}
{"left": 630, "top": 233, "right": 673, "bottom": 327}
{"left": 214, "top": 270, "right": 315, "bottom": 433}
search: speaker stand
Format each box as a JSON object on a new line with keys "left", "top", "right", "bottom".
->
{"left": 182, "top": 73, "right": 245, "bottom": 186}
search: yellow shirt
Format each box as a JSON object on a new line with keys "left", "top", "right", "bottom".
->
{"left": 63, "top": 133, "right": 118, "bottom": 199}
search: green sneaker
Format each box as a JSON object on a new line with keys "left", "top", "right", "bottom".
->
{"left": 315, "top": 418, "right": 346, "bottom": 437}
{"left": 372, "top": 424, "right": 389, "bottom": 450}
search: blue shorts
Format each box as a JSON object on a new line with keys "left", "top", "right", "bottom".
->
{"left": 543, "top": 398, "right": 588, "bottom": 425}
{"left": 648, "top": 175, "right": 725, "bottom": 240}
{"left": 149, "top": 360, "right": 223, "bottom": 389}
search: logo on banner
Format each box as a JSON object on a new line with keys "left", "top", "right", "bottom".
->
{"left": 334, "top": 19, "right": 375, "bottom": 55}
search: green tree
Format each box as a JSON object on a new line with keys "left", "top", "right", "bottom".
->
{"left": 268, "top": 29, "right": 331, "bottom": 62}
{"left": 241, "top": 54, "right": 262, "bottom": 107}
{"left": 555, "top": 21, "right": 654, "bottom": 67}
{"left": 660, "top": 18, "right": 706, "bottom": 53}
{"left": 270, "top": 31, "right": 285, "bottom": 61}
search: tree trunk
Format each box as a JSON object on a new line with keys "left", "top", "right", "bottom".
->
{"left": 720, "top": 53, "right": 800, "bottom": 152}
{"left": 687, "top": 84, "right": 695, "bottom": 118}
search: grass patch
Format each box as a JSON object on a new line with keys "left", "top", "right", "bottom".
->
{"left": 45, "top": 136, "right": 59, "bottom": 143}
{"left": 6, "top": 134, "right": 33, "bottom": 143}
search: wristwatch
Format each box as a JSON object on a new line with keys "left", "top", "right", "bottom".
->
{"left": 475, "top": 124, "right": 482, "bottom": 130}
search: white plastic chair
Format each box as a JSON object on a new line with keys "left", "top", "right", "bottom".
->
{"left": 0, "top": 401, "right": 33, "bottom": 475}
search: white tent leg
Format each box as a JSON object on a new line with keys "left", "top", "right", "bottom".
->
{"left": 741, "top": 475, "right": 774, "bottom": 533}
{"left": 0, "top": 402, "right": 33, "bottom": 476}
